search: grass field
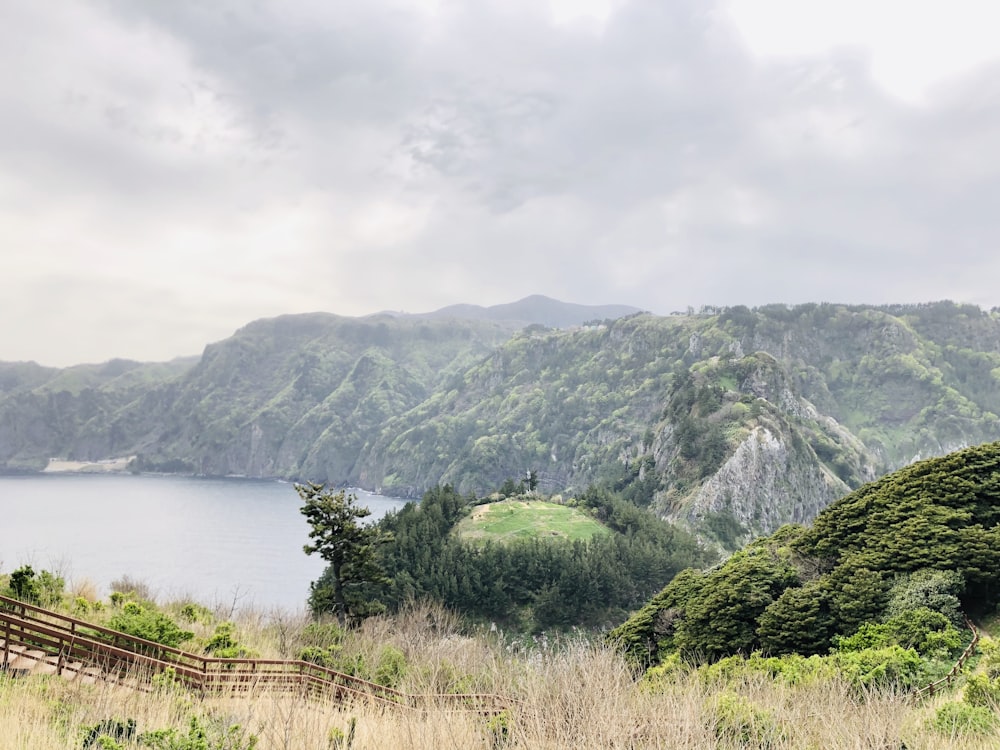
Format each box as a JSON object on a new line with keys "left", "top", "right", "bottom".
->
{"left": 454, "top": 500, "right": 610, "bottom": 543}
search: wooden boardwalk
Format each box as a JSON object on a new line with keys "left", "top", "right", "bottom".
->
{"left": 0, "top": 595, "right": 509, "bottom": 713}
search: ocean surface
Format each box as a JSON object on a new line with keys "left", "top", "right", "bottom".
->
{"left": 0, "top": 473, "right": 407, "bottom": 612}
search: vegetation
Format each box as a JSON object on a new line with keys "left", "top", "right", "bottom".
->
{"left": 106, "top": 601, "right": 194, "bottom": 649}
{"left": 453, "top": 499, "right": 610, "bottom": 543}
{"left": 7, "top": 435, "right": 1000, "bottom": 747}
{"left": 611, "top": 441, "right": 1000, "bottom": 692}
{"left": 298, "top": 483, "right": 392, "bottom": 625}
{"left": 354, "top": 484, "right": 715, "bottom": 631}
{"left": 1, "top": 592, "right": 999, "bottom": 749}
{"left": 4, "top": 564, "right": 65, "bottom": 608}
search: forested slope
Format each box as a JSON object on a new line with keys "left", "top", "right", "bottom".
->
{"left": 3, "top": 300, "right": 1000, "bottom": 546}
{"left": 611, "top": 441, "right": 1000, "bottom": 667}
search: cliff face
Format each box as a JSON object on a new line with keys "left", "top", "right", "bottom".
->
{"left": 3, "top": 301, "right": 1000, "bottom": 547}
{"left": 646, "top": 350, "right": 875, "bottom": 546}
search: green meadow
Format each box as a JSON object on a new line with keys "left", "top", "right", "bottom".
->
{"left": 454, "top": 500, "right": 610, "bottom": 543}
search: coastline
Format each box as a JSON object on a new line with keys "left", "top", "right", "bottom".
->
{"left": 41, "top": 456, "right": 135, "bottom": 474}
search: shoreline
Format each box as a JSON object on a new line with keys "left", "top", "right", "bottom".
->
{"left": 41, "top": 456, "right": 135, "bottom": 474}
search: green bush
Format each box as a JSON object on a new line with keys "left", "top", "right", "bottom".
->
{"left": 299, "top": 646, "right": 340, "bottom": 668}
{"left": 485, "top": 710, "right": 511, "bottom": 749}
{"left": 710, "top": 693, "right": 787, "bottom": 749}
{"left": 299, "top": 646, "right": 370, "bottom": 681}
{"left": 140, "top": 716, "right": 258, "bottom": 749}
{"left": 328, "top": 717, "right": 357, "bottom": 750}
{"left": 373, "top": 645, "right": 407, "bottom": 688}
{"left": 884, "top": 570, "right": 964, "bottom": 625}
{"left": 640, "top": 652, "right": 689, "bottom": 691}
{"left": 300, "top": 621, "right": 346, "bottom": 648}
{"left": 929, "top": 702, "right": 998, "bottom": 737}
{"left": 204, "top": 623, "right": 255, "bottom": 659}
{"left": 5, "top": 565, "right": 64, "bottom": 607}
{"left": 978, "top": 639, "right": 1000, "bottom": 679}
{"left": 829, "top": 645, "right": 923, "bottom": 690}
{"left": 107, "top": 602, "right": 194, "bottom": 648}
{"left": 179, "top": 603, "right": 212, "bottom": 624}
{"left": 81, "top": 718, "right": 137, "bottom": 749}
{"left": 833, "top": 608, "right": 962, "bottom": 659}
{"left": 963, "top": 673, "right": 1000, "bottom": 710}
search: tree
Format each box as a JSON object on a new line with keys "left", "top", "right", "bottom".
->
{"left": 299, "top": 483, "right": 391, "bottom": 626}
{"left": 757, "top": 580, "right": 835, "bottom": 655}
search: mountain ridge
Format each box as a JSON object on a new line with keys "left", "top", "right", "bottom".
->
{"left": 2, "top": 299, "right": 999, "bottom": 546}
{"left": 375, "top": 294, "right": 645, "bottom": 328}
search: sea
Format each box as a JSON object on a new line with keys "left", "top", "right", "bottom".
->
{"left": 0, "top": 473, "right": 408, "bottom": 612}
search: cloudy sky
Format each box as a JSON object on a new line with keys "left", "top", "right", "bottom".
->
{"left": 4, "top": 0, "right": 1000, "bottom": 366}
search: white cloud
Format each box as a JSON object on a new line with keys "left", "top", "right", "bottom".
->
{"left": 725, "top": 0, "right": 1000, "bottom": 104}
{"left": 3, "top": 0, "right": 1000, "bottom": 365}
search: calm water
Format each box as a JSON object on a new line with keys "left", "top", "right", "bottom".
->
{"left": 0, "top": 474, "right": 407, "bottom": 612}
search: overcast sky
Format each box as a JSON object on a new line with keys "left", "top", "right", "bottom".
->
{"left": 4, "top": 0, "right": 1000, "bottom": 366}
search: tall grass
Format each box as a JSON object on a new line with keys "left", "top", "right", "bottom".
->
{"left": 2, "top": 599, "right": 998, "bottom": 749}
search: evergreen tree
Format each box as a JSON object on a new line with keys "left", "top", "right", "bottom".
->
{"left": 299, "top": 483, "right": 391, "bottom": 625}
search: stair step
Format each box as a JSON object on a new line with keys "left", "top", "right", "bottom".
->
{"left": 8, "top": 648, "right": 43, "bottom": 667}
{"left": 1, "top": 641, "right": 27, "bottom": 659}
{"left": 79, "top": 666, "right": 103, "bottom": 685}
{"left": 55, "top": 660, "right": 85, "bottom": 681}
{"left": 32, "top": 660, "right": 58, "bottom": 677}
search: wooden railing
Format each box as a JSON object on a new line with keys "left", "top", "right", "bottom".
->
{"left": 0, "top": 595, "right": 509, "bottom": 713}
{"left": 912, "top": 616, "right": 981, "bottom": 701}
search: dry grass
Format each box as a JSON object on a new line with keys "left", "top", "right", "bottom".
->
{"left": 2, "top": 601, "right": 999, "bottom": 749}
{"left": 68, "top": 577, "right": 100, "bottom": 603}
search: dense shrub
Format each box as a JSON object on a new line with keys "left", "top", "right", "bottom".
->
{"left": 963, "top": 673, "right": 1000, "bottom": 710}
{"left": 141, "top": 716, "right": 258, "bottom": 750}
{"left": 5, "top": 565, "right": 64, "bottom": 608}
{"left": 832, "top": 608, "right": 963, "bottom": 659}
{"left": 828, "top": 645, "right": 923, "bottom": 690}
{"left": 929, "top": 702, "right": 998, "bottom": 737}
{"left": 203, "top": 622, "right": 255, "bottom": 659}
{"left": 710, "top": 693, "right": 787, "bottom": 749}
{"left": 107, "top": 602, "right": 194, "bottom": 648}
{"left": 373, "top": 645, "right": 408, "bottom": 688}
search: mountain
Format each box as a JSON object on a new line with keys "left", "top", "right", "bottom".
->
{"left": 356, "top": 302, "right": 1000, "bottom": 544}
{"left": 2, "top": 300, "right": 1000, "bottom": 547}
{"left": 391, "top": 294, "right": 644, "bottom": 328}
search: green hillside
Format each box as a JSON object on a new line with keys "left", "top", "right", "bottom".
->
{"left": 366, "top": 485, "right": 713, "bottom": 630}
{"left": 4, "top": 300, "right": 1000, "bottom": 547}
{"left": 611, "top": 440, "right": 1000, "bottom": 668}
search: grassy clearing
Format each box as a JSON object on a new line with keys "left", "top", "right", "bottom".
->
{"left": 453, "top": 500, "right": 610, "bottom": 543}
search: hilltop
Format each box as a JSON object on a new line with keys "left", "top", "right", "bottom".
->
{"left": 453, "top": 499, "right": 610, "bottom": 544}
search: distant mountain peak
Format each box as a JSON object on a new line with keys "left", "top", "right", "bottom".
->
{"left": 409, "top": 295, "right": 644, "bottom": 328}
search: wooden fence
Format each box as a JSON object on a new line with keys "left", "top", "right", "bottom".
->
{"left": 0, "top": 595, "right": 508, "bottom": 713}
{"left": 911, "top": 616, "right": 981, "bottom": 701}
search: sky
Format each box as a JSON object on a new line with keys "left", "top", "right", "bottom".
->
{"left": 4, "top": 0, "right": 1000, "bottom": 366}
